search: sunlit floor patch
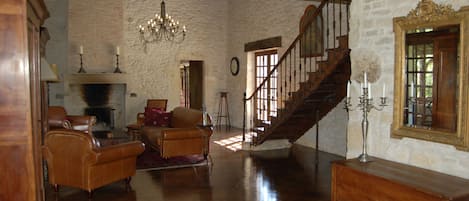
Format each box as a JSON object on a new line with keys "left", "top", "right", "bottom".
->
{"left": 214, "top": 134, "right": 253, "bottom": 151}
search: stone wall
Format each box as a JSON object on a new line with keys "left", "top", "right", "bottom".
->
{"left": 348, "top": 0, "right": 469, "bottom": 179}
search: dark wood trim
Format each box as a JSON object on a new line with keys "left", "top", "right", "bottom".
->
{"left": 244, "top": 36, "right": 282, "bottom": 52}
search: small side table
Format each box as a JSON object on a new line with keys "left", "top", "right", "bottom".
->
{"left": 126, "top": 124, "right": 142, "bottom": 141}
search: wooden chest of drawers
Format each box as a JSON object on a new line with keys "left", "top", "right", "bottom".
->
{"left": 331, "top": 157, "right": 469, "bottom": 201}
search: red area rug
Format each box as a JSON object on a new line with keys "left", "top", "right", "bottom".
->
{"left": 136, "top": 149, "right": 207, "bottom": 171}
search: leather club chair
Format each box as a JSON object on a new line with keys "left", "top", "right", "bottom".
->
{"left": 48, "top": 106, "right": 96, "bottom": 135}
{"left": 43, "top": 129, "right": 145, "bottom": 197}
{"left": 141, "top": 107, "right": 213, "bottom": 159}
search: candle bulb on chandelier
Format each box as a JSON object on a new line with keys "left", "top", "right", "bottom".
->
{"left": 116, "top": 46, "right": 120, "bottom": 55}
{"left": 79, "top": 45, "right": 83, "bottom": 54}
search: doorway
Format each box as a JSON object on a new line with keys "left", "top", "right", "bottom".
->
{"left": 180, "top": 60, "right": 204, "bottom": 110}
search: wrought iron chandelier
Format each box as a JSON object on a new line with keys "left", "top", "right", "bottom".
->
{"left": 137, "top": 0, "right": 186, "bottom": 43}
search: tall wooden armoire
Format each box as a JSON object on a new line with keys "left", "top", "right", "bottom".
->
{"left": 0, "top": 0, "right": 49, "bottom": 200}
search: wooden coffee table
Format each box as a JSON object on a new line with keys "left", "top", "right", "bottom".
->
{"left": 98, "top": 137, "right": 132, "bottom": 147}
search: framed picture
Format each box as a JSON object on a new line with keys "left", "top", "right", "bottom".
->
{"left": 300, "top": 5, "right": 324, "bottom": 58}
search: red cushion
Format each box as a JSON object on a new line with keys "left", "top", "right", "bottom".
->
{"left": 144, "top": 107, "right": 164, "bottom": 126}
{"left": 157, "top": 112, "right": 171, "bottom": 127}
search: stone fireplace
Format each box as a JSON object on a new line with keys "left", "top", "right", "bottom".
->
{"left": 65, "top": 74, "right": 127, "bottom": 137}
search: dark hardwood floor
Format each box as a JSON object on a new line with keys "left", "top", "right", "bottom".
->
{"left": 45, "top": 126, "right": 344, "bottom": 201}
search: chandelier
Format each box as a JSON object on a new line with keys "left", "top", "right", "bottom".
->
{"left": 137, "top": 0, "right": 186, "bottom": 43}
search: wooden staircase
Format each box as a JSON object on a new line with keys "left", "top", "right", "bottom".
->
{"left": 243, "top": 0, "right": 351, "bottom": 146}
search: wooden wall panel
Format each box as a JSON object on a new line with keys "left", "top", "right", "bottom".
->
{"left": 0, "top": 0, "right": 48, "bottom": 200}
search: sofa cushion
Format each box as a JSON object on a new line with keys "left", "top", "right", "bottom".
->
{"left": 141, "top": 126, "right": 178, "bottom": 147}
{"left": 171, "top": 107, "right": 203, "bottom": 128}
{"left": 144, "top": 107, "right": 164, "bottom": 126}
{"left": 157, "top": 112, "right": 171, "bottom": 127}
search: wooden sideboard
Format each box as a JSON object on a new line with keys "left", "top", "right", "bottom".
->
{"left": 332, "top": 157, "right": 469, "bottom": 201}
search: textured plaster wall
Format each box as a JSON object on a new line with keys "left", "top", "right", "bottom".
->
{"left": 68, "top": 0, "right": 124, "bottom": 74}
{"left": 296, "top": 105, "right": 347, "bottom": 156}
{"left": 348, "top": 0, "right": 469, "bottom": 179}
{"left": 123, "top": 0, "right": 228, "bottom": 124}
{"left": 44, "top": 0, "right": 67, "bottom": 106}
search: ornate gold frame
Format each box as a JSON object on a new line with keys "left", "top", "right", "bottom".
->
{"left": 392, "top": 0, "right": 469, "bottom": 151}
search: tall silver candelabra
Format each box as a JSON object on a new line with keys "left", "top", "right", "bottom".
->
{"left": 345, "top": 83, "right": 388, "bottom": 162}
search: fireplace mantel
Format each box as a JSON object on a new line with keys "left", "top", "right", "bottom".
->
{"left": 66, "top": 73, "right": 127, "bottom": 84}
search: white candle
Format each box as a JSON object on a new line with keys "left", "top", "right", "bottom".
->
{"left": 116, "top": 46, "right": 120, "bottom": 55}
{"left": 410, "top": 82, "right": 414, "bottom": 97}
{"left": 368, "top": 83, "right": 372, "bottom": 99}
{"left": 364, "top": 72, "right": 368, "bottom": 86}
{"left": 347, "top": 82, "right": 350, "bottom": 98}
{"left": 382, "top": 83, "right": 386, "bottom": 97}
{"left": 79, "top": 45, "right": 83, "bottom": 54}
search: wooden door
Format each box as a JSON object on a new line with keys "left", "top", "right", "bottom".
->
{"left": 433, "top": 34, "right": 458, "bottom": 131}
{"left": 189, "top": 61, "right": 203, "bottom": 110}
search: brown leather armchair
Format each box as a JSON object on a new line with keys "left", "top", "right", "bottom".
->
{"left": 43, "top": 129, "right": 145, "bottom": 196}
{"left": 48, "top": 106, "right": 96, "bottom": 135}
{"left": 142, "top": 107, "right": 213, "bottom": 158}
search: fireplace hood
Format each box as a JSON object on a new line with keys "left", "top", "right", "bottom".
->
{"left": 66, "top": 73, "right": 127, "bottom": 84}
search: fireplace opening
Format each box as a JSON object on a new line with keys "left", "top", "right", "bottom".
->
{"left": 74, "top": 83, "right": 125, "bottom": 138}
{"left": 85, "top": 107, "right": 114, "bottom": 128}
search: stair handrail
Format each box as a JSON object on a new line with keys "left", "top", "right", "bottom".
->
{"left": 244, "top": 0, "right": 329, "bottom": 101}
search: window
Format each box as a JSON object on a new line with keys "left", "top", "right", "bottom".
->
{"left": 255, "top": 50, "right": 278, "bottom": 123}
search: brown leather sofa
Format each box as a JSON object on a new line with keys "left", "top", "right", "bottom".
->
{"left": 48, "top": 106, "right": 96, "bottom": 134}
{"left": 141, "top": 107, "right": 213, "bottom": 158}
{"left": 43, "top": 129, "right": 145, "bottom": 196}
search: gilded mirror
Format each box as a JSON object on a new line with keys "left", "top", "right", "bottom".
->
{"left": 392, "top": 0, "right": 469, "bottom": 151}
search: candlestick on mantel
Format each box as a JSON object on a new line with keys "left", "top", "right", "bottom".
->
{"left": 78, "top": 53, "right": 86, "bottom": 73}
{"left": 114, "top": 54, "right": 122, "bottom": 73}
